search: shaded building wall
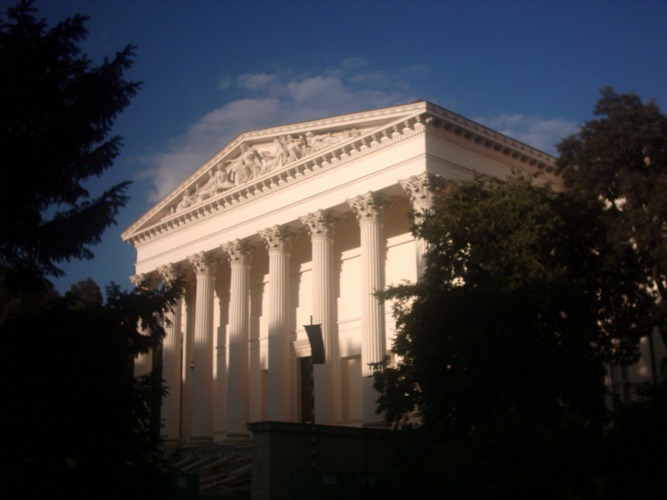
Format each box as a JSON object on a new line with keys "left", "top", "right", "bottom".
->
{"left": 248, "top": 421, "right": 405, "bottom": 499}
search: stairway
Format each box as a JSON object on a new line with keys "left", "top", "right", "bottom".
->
{"left": 168, "top": 444, "right": 253, "bottom": 498}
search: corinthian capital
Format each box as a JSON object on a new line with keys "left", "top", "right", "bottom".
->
{"left": 222, "top": 239, "right": 251, "bottom": 264}
{"left": 158, "top": 263, "right": 180, "bottom": 284}
{"left": 129, "top": 272, "right": 159, "bottom": 290}
{"left": 399, "top": 173, "right": 445, "bottom": 213}
{"left": 188, "top": 252, "right": 215, "bottom": 274}
{"left": 300, "top": 210, "right": 336, "bottom": 239}
{"left": 259, "top": 225, "right": 291, "bottom": 253}
{"left": 347, "top": 191, "right": 386, "bottom": 224}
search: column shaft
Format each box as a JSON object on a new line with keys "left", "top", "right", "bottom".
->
{"left": 261, "top": 226, "right": 292, "bottom": 422}
{"left": 181, "top": 286, "right": 195, "bottom": 442}
{"left": 162, "top": 298, "right": 183, "bottom": 445}
{"left": 213, "top": 289, "right": 229, "bottom": 438}
{"left": 159, "top": 265, "right": 183, "bottom": 446}
{"left": 224, "top": 240, "right": 251, "bottom": 440}
{"left": 301, "top": 211, "right": 337, "bottom": 425}
{"left": 189, "top": 253, "right": 215, "bottom": 443}
{"left": 349, "top": 192, "right": 387, "bottom": 426}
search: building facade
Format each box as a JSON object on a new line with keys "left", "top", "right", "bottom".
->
{"left": 122, "top": 101, "right": 560, "bottom": 447}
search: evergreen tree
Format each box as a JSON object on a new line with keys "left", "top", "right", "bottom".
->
{"left": 0, "top": 2, "right": 184, "bottom": 496}
{"left": 0, "top": 0, "right": 139, "bottom": 282}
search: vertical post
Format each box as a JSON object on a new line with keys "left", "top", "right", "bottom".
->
{"left": 311, "top": 354, "right": 316, "bottom": 473}
{"left": 304, "top": 321, "right": 325, "bottom": 473}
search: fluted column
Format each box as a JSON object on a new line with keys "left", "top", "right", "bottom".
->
{"left": 181, "top": 278, "right": 196, "bottom": 443}
{"left": 159, "top": 264, "right": 183, "bottom": 446}
{"left": 260, "top": 226, "right": 292, "bottom": 422}
{"left": 300, "top": 210, "right": 337, "bottom": 425}
{"left": 188, "top": 252, "right": 216, "bottom": 443}
{"left": 213, "top": 278, "right": 230, "bottom": 438}
{"left": 223, "top": 239, "right": 252, "bottom": 440}
{"left": 400, "top": 173, "right": 444, "bottom": 278}
{"left": 348, "top": 192, "right": 387, "bottom": 426}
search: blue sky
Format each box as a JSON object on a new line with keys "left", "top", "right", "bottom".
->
{"left": 13, "top": 0, "right": 667, "bottom": 294}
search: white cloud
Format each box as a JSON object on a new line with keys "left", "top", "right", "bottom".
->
{"left": 140, "top": 62, "right": 412, "bottom": 202}
{"left": 474, "top": 114, "right": 579, "bottom": 155}
{"left": 237, "top": 73, "right": 279, "bottom": 92}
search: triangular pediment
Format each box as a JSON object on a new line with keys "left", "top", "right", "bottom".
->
{"left": 122, "top": 101, "right": 432, "bottom": 242}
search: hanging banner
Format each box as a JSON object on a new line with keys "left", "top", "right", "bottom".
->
{"left": 304, "top": 324, "right": 325, "bottom": 364}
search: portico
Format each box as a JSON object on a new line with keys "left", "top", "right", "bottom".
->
{"left": 123, "top": 100, "right": 555, "bottom": 447}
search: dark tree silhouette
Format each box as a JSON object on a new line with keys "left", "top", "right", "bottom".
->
{"left": 0, "top": 0, "right": 139, "bottom": 282}
{"left": 372, "top": 175, "right": 653, "bottom": 498}
{"left": 374, "top": 175, "right": 650, "bottom": 433}
{"left": 2, "top": 276, "right": 184, "bottom": 498}
{"left": 553, "top": 87, "right": 667, "bottom": 500}
{"left": 0, "top": 2, "right": 184, "bottom": 497}
{"left": 556, "top": 87, "right": 667, "bottom": 345}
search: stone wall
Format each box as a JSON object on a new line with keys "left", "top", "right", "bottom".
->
{"left": 248, "top": 421, "right": 404, "bottom": 499}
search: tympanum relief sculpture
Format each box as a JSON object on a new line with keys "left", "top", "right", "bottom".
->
{"left": 170, "top": 129, "right": 361, "bottom": 214}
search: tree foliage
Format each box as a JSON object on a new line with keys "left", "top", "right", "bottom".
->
{"left": 373, "top": 88, "right": 667, "bottom": 496}
{"left": 0, "top": 0, "right": 139, "bottom": 280}
{"left": 2, "top": 276, "right": 184, "bottom": 498}
{"left": 0, "top": 2, "right": 185, "bottom": 497}
{"left": 556, "top": 87, "right": 667, "bottom": 341}
{"left": 374, "top": 175, "right": 651, "bottom": 433}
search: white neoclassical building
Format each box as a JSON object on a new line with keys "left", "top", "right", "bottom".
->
{"left": 122, "top": 100, "right": 559, "bottom": 448}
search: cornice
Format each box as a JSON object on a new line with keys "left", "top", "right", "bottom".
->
{"left": 423, "top": 101, "right": 556, "bottom": 170}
